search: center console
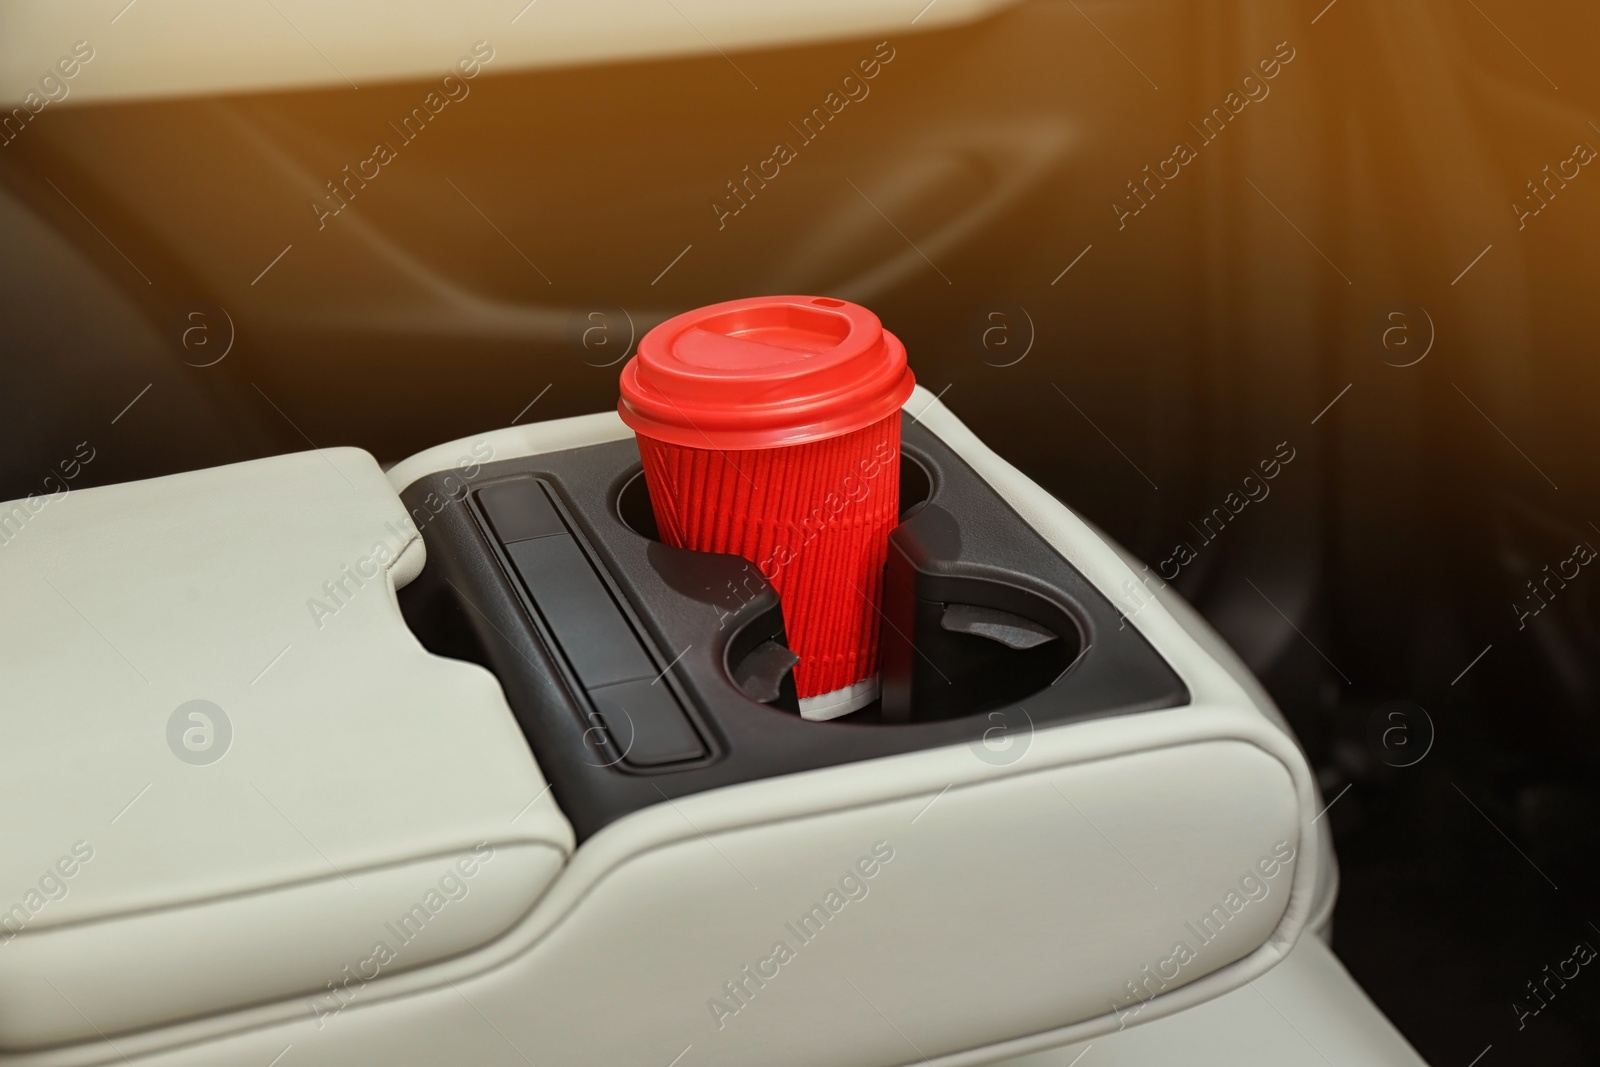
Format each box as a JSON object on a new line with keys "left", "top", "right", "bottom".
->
{"left": 0, "top": 386, "right": 1330, "bottom": 1067}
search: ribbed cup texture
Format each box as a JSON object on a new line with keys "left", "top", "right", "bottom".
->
{"left": 636, "top": 416, "right": 902, "bottom": 699}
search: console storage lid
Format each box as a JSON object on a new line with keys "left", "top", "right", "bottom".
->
{"left": 0, "top": 448, "right": 572, "bottom": 1050}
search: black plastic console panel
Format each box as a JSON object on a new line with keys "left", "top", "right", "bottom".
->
{"left": 398, "top": 417, "right": 1187, "bottom": 840}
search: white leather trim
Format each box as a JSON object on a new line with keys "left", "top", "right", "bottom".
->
{"left": 387, "top": 409, "right": 632, "bottom": 496}
{"left": 0, "top": 844, "right": 562, "bottom": 1049}
{"left": 1089, "top": 517, "right": 1341, "bottom": 938}
{"left": 0, "top": 724, "right": 1306, "bottom": 1067}
{"left": 0, "top": 448, "right": 571, "bottom": 1051}
{"left": 0, "top": 0, "right": 1020, "bottom": 107}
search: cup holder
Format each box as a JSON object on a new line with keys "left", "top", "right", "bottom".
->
{"left": 877, "top": 574, "right": 1082, "bottom": 723}
{"left": 615, "top": 469, "right": 661, "bottom": 541}
{"left": 610, "top": 450, "right": 1077, "bottom": 725}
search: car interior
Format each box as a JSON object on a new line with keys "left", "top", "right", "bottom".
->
{"left": 3, "top": 2, "right": 1598, "bottom": 1065}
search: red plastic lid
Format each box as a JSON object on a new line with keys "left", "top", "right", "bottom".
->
{"left": 618, "top": 295, "right": 916, "bottom": 450}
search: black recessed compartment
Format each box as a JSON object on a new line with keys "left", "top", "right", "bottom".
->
{"left": 398, "top": 418, "right": 1187, "bottom": 840}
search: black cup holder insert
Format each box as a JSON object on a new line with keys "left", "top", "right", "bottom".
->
{"left": 397, "top": 416, "right": 1187, "bottom": 840}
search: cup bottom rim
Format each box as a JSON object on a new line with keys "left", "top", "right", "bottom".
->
{"left": 797, "top": 675, "right": 880, "bottom": 722}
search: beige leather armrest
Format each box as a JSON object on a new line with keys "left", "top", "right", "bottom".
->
{"left": 0, "top": 448, "right": 570, "bottom": 1050}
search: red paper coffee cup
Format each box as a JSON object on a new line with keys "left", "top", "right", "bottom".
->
{"left": 618, "top": 296, "right": 915, "bottom": 720}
